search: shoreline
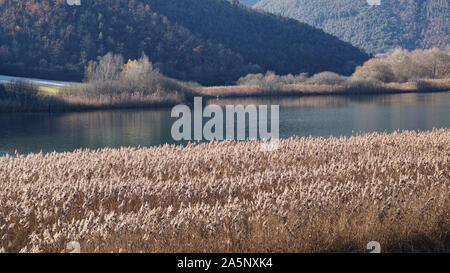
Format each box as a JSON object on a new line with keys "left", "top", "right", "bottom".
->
{"left": 201, "top": 87, "right": 450, "bottom": 99}
{"left": 1, "top": 78, "right": 449, "bottom": 112}
{"left": 201, "top": 78, "right": 450, "bottom": 99}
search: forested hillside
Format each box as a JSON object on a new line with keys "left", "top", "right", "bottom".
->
{"left": 255, "top": 0, "right": 449, "bottom": 53}
{"left": 238, "top": 0, "right": 260, "bottom": 5}
{"left": 0, "top": 0, "right": 368, "bottom": 85}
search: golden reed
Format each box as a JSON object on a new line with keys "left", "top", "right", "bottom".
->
{"left": 0, "top": 129, "right": 448, "bottom": 252}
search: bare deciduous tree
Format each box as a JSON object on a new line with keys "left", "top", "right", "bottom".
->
{"left": 85, "top": 52, "right": 124, "bottom": 82}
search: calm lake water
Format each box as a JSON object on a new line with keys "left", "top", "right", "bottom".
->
{"left": 0, "top": 92, "right": 449, "bottom": 155}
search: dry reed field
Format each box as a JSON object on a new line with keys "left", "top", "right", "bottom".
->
{"left": 0, "top": 130, "right": 449, "bottom": 253}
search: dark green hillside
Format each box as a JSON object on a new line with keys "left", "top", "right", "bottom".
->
{"left": 148, "top": 0, "right": 369, "bottom": 77}
{"left": 0, "top": 0, "right": 368, "bottom": 85}
{"left": 255, "top": 0, "right": 449, "bottom": 53}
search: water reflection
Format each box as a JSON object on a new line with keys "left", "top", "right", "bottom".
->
{"left": 207, "top": 92, "right": 450, "bottom": 108}
{"left": 0, "top": 109, "right": 174, "bottom": 154}
{"left": 0, "top": 92, "right": 448, "bottom": 154}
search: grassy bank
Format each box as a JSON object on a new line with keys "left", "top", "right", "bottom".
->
{"left": 201, "top": 78, "right": 450, "bottom": 98}
{"left": 0, "top": 80, "right": 197, "bottom": 112}
{"left": 0, "top": 129, "right": 448, "bottom": 253}
{"left": 1, "top": 78, "right": 449, "bottom": 112}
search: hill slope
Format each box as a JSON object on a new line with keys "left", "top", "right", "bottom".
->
{"left": 0, "top": 0, "right": 368, "bottom": 85}
{"left": 238, "top": 0, "right": 260, "bottom": 5}
{"left": 255, "top": 0, "right": 449, "bottom": 54}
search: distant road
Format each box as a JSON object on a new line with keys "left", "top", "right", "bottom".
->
{"left": 0, "top": 75, "right": 80, "bottom": 86}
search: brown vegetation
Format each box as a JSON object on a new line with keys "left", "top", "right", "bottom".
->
{"left": 0, "top": 129, "right": 448, "bottom": 253}
{"left": 354, "top": 48, "right": 450, "bottom": 83}
{"left": 201, "top": 78, "right": 450, "bottom": 98}
{"left": 213, "top": 48, "right": 450, "bottom": 98}
{"left": 63, "top": 53, "right": 198, "bottom": 101}
{"left": 0, "top": 83, "right": 187, "bottom": 112}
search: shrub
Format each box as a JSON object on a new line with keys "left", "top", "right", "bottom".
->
{"left": 352, "top": 58, "right": 396, "bottom": 83}
{"left": 343, "top": 77, "right": 382, "bottom": 91}
{"left": 353, "top": 48, "right": 450, "bottom": 83}
{"left": 307, "top": 72, "right": 346, "bottom": 85}
{"left": 237, "top": 71, "right": 309, "bottom": 90}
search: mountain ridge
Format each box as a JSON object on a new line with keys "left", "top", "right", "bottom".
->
{"left": 0, "top": 0, "right": 369, "bottom": 85}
